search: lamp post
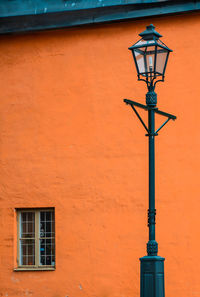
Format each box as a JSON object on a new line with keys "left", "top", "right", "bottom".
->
{"left": 124, "top": 25, "right": 176, "bottom": 297}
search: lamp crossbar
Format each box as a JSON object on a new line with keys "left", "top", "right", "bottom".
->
{"left": 124, "top": 98, "right": 176, "bottom": 135}
{"left": 124, "top": 99, "right": 176, "bottom": 120}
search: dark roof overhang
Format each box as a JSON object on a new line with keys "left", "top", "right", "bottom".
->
{"left": 1, "top": 0, "right": 200, "bottom": 34}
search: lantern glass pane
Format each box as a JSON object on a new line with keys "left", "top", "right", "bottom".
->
{"left": 156, "top": 47, "right": 168, "bottom": 74}
{"left": 134, "top": 39, "right": 155, "bottom": 47}
{"left": 145, "top": 46, "right": 156, "bottom": 74}
{"left": 134, "top": 50, "right": 145, "bottom": 74}
{"left": 147, "top": 54, "right": 155, "bottom": 73}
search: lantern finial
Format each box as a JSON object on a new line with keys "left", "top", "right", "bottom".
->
{"left": 139, "top": 24, "right": 162, "bottom": 40}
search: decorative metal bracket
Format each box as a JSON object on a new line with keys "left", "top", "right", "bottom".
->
{"left": 148, "top": 209, "right": 156, "bottom": 227}
{"left": 124, "top": 99, "right": 176, "bottom": 135}
{"left": 147, "top": 240, "right": 158, "bottom": 256}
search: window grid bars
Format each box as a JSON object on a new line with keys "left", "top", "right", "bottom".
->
{"left": 40, "top": 210, "right": 55, "bottom": 266}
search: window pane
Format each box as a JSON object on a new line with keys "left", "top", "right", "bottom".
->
{"left": 40, "top": 211, "right": 45, "bottom": 221}
{"left": 46, "top": 212, "right": 51, "bottom": 221}
{"left": 20, "top": 212, "right": 35, "bottom": 238}
{"left": 20, "top": 239, "right": 35, "bottom": 265}
{"left": 51, "top": 212, "right": 55, "bottom": 221}
{"left": 40, "top": 238, "right": 55, "bottom": 266}
{"left": 40, "top": 211, "right": 55, "bottom": 238}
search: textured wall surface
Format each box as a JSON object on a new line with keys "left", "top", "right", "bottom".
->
{"left": 0, "top": 13, "right": 200, "bottom": 297}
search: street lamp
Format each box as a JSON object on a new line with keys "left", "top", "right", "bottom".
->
{"left": 124, "top": 25, "right": 176, "bottom": 297}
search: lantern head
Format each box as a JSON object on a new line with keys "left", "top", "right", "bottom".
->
{"left": 129, "top": 24, "right": 172, "bottom": 91}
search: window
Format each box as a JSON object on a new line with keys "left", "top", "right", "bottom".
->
{"left": 16, "top": 208, "right": 55, "bottom": 270}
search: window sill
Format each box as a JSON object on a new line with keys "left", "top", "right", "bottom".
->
{"left": 14, "top": 267, "right": 55, "bottom": 272}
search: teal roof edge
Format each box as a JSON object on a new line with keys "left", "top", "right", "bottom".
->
{"left": 0, "top": 0, "right": 200, "bottom": 34}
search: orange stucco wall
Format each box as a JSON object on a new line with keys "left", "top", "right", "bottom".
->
{"left": 0, "top": 12, "right": 200, "bottom": 297}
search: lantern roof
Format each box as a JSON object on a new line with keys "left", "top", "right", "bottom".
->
{"left": 128, "top": 25, "right": 173, "bottom": 52}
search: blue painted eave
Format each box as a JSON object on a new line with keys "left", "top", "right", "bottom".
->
{"left": 0, "top": 0, "right": 200, "bottom": 34}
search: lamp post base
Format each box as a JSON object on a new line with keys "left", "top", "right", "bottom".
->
{"left": 140, "top": 256, "right": 165, "bottom": 297}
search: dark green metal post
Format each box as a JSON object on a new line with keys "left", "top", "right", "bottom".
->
{"left": 147, "top": 92, "right": 158, "bottom": 256}
{"left": 140, "top": 90, "right": 165, "bottom": 297}
{"left": 148, "top": 108, "right": 156, "bottom": 246}
{"left": 124, "top": 25, "right": 176, "bottom": 297}
{"left": 124, "top": 93, "right": 176, "bottom": 297}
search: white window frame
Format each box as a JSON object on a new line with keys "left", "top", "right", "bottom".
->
{"left": 15, "top": 208, "right": 55, "bottom": 271}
